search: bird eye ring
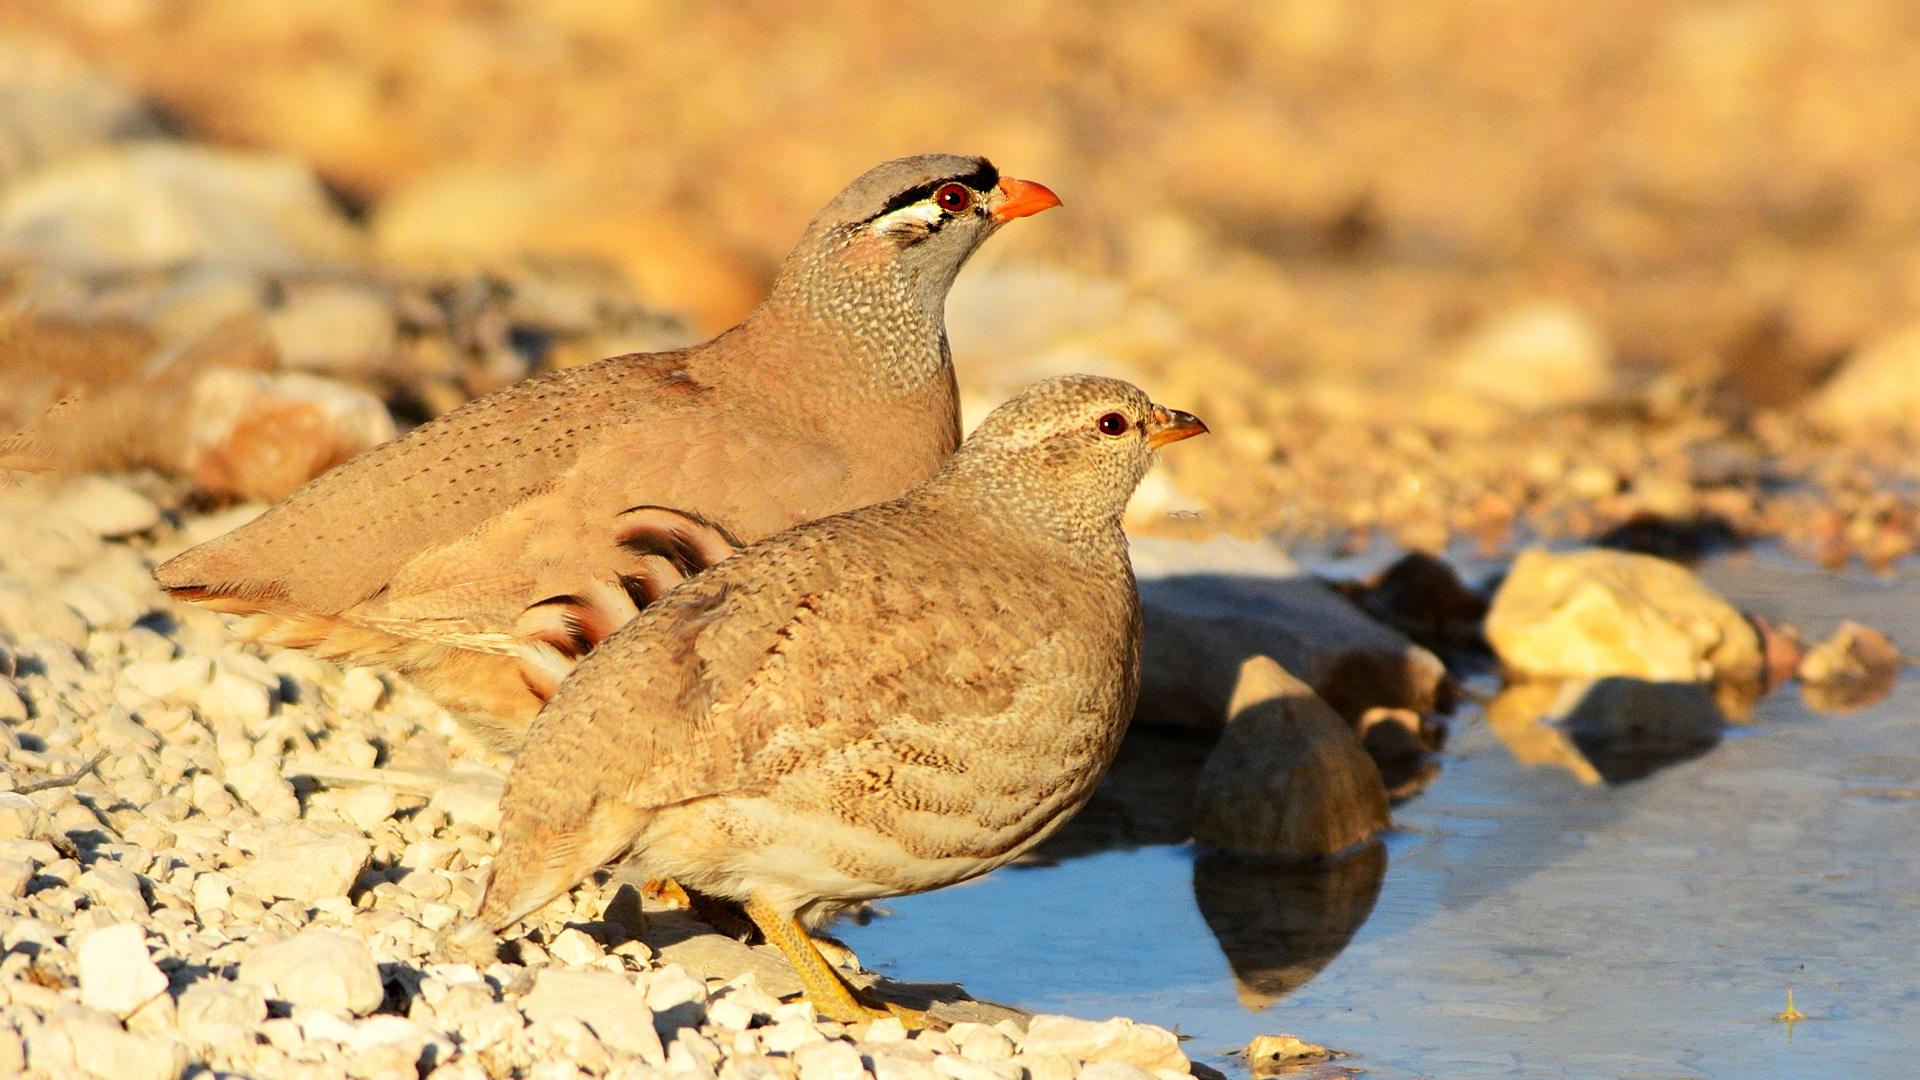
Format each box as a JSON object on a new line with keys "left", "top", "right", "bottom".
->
{"left": 935, "top": 183, "right": 973, "bottom": 213}
{"left": 1097, "top": 413, "right": 1130, "bottom": 436}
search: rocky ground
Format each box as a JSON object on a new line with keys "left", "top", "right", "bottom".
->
{"left": 0, "top": 477, "right": 1253, "bottom": 1080}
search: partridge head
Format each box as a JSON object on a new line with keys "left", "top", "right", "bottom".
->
{"left": 154, "top": 155, "right": 1060, "bottom": 750}
{"left": 460, "top": 375, "right": 1207, "bottom": 1023}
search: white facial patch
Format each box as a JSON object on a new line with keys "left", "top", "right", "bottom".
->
{"left": 866, "top": 201, "right": 947, "bottom": 241}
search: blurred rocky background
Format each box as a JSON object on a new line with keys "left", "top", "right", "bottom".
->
{"left": 3, "top": 1, "right": 1919, "bottom": 565}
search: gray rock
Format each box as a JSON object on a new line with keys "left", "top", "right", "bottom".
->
{"left": 237, "top": 929, "right": 385, "bottom": 1016}
{"left": 1191, "top": 656, "right": 1389, "bottom": 857}
{"left": 1137, "top": 573, "right": 1448, "bottom": 727}
{"left": 239, "top": 821, "right": 370, "bottom": 902}
{"left": 520, "top": 967, "right": 664, "bottom": 1064}
{"left": 76, "top": 923, "right": 168, "bottom": 1019}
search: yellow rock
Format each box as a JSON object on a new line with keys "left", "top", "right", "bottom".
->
{"left": 1485, "top": 548, "right": 1762, "bottom": 693}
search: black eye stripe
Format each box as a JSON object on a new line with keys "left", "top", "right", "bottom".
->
{"left": 865, "top": 161, "right": 1000, "bottom": 223}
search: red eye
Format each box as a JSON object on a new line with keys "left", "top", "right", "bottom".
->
{"left": 1098, "top": 412, "right": 1130, "bottom": 436}
{"left": 935, "top": 183, "right": 973, "bottom": 213}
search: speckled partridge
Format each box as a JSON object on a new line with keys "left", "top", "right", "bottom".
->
{"left": 456, "top": 375, "right": 1206, "bottom": 1022}
{"left": 154, "top": 155, "right": 1059, "bottom": 750}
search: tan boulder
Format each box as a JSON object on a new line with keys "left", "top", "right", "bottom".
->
{"left": 1138, "top": 568, "right": 1450, "bottom": 729}
{"left": 1190, "top": 656, "right": 1389, "bottom": 858}
{"left": 1485, "top": 548, "right": 1764, "bottom": 714}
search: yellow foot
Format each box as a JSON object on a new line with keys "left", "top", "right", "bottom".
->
{"left": 743, "top": 896, "right": 936, "bottom": 1027}
{"left": 641, "top": 877, "right": 692, "bottom": 908}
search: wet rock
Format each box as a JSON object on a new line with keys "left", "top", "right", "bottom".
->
{"left": 239, "top": 821, "right": 371, "bottom": 902}
{"left": 1444, "top": 301, "right": 1612, "bottom": 414}
{"left": 1193, "top": 843, "right": 1386, "bottom": 1009}
{"left": 0, "top": 142, "right": 362, "bottom": 271}
{"left": 76, "top": 922, "right": 169, "bottom": 1018}
{"left": 1355, "top": 706, "right": 1446, "bottom": 802}
{"left": 1244, "top": 1034, "right": 1330, "bottom": 1075}
{"left": 1808, "top": 324, "right": 1920, "bottom": 431}
{"left": 1799, "top": 621, "right": 1902, "bottom": 713}
{"left": 1331, "top": 552, "right": 1490, "bottom": 661}
{"left": 238, "top": 928, "right": 384, "bottom": 1016}
{"left": 1485, "top": 548, "right": 1765, "bottom": 716}
{"left": 1190, "top": 656, "right": 1388, "bottom": 857}
{"left": 1021, "top": 1015, "right": 1188, "bottom": 1073}
{"left": 1137, "top": 573, "right": 1449, "bottom": 728}
{"left": 520, "top": 967, "right": 664, "bottom": 1063}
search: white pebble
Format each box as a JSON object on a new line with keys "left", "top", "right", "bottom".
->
{"left": 237, "top": 928, "right": 386, "bottom": 1016}
{"left": 340, "top": 667, "right": 387, "bottom": 712}
{"left": 78, "top": 922, "right": 170, "bottom": 1019}
{"left": 200, "top": 671, "right": 274, "bottom": 727}
{"left": 121, "top": 656, "right": 213, "bottom": 702}
{"left": 546, "top": 926, "right": 603, "bottom": 965}
{"left": 345, "top": 785, "right": 400, "bottom": 830}
{"left": 49, "top": 476, "right": 163, "bottom": 537}
{"left": 226, "top": 757, "right": 301, "bottom": 821}
{"left": 793, "top": 1039, "right": 870, "bottom": 1080}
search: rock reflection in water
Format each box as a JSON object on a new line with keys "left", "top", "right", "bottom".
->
{"left": 1027, "top": 727, "right": 1392, "bottom": 1013}
{"left": 1486, "top": 676, "right": 1726, "bottom": 785}
{"left": 1193, "top": 843, "right": 1388, "bottom": 1009}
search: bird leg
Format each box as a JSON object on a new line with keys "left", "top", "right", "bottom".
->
{"left": 742, "top": 896, "right": 930, "bottom": 1029}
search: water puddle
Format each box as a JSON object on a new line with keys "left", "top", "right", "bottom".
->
{"left": 836, "top": 551, "right": 1920, "bottom": 1078}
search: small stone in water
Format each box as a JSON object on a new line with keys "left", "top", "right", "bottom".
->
{"left": 1245, "top": 1033, "right": 1330, "bottom": 1067}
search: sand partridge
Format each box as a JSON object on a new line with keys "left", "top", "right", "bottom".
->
{"left": 154, "top": 155, "right": 1060, "bottom": 749}
{"left": 456, "top": 375, "right": 1206, "bottom": 1022}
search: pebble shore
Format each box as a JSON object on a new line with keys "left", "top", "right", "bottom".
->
{"left": 0, "top": 475, "right": 1210, "bottom": 1080}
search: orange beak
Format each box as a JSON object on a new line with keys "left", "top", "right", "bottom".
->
{"left": 1147, "top": 405, "right": 1208, "bottom": 448}
{"left": 993, "top": 177, "right": 1062, "bottom": 223}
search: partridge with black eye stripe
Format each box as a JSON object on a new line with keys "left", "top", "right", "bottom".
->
{"left": 448, "top": 375, "right": 1207, "bottom": 1025}
{"left": 154, "top": 155, "right": 1059, "bottom": 750}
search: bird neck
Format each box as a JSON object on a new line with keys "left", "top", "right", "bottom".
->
{"left": 755, "top": 236, "right": 953, "bottom": 400}
{"left": 921, "top": 464, "right": 1133, "bottom": 564}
